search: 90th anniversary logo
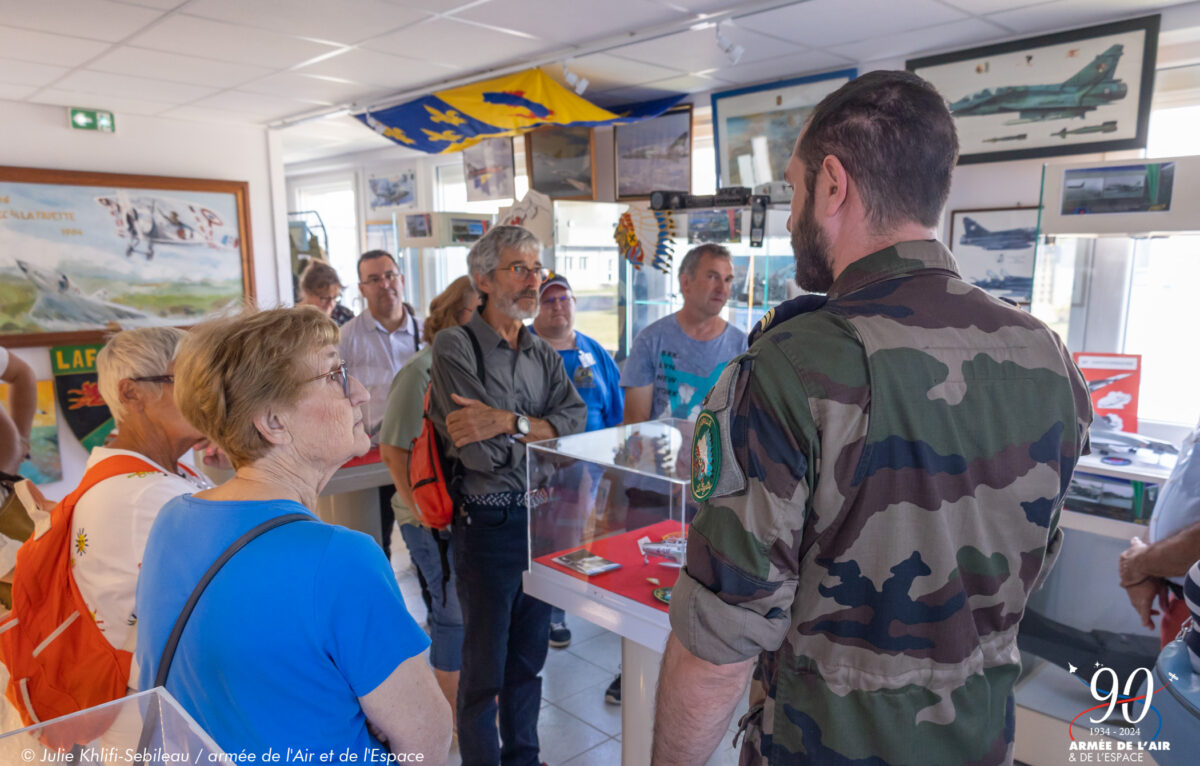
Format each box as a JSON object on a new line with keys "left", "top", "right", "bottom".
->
{"left": 1065, "top": 661, "right": 1175, "bottom": 762}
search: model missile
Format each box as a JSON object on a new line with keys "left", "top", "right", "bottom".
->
{"left": 982, "top": 133, "right": 1028, "bottom": 143}
{"left": 1052, "top": 120, "right": 1118, "bottom": 139}
{"left": 1086, "top": 372, "right": 1132, "bottom": 393}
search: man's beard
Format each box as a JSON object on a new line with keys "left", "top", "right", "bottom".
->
{"left": 496, "top": 289, "right": 538, "bottom": 321}
{"left": 791, "top": 192, "right": 835, "bottom": 293}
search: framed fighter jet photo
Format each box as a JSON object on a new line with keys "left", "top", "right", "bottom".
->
{"left": 0, "top": 166, "right": 254, "bottom": 348}
{"left": 614, "top": 105, "right": 692, "bottom": 201}
{"left": 525, "top": 126, "right": 596, "bottom": 200}
{"left": 949, "top": 207, "right": 1040, "bottom": 304}
{"left": 908, "top": 15, "right": 1159, "bottom": 164}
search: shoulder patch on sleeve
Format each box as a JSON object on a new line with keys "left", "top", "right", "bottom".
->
{"left": 691, "top": 358, "right": 748, "bottom": 501}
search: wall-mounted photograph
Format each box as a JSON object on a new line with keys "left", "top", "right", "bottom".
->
{"left": 908, "top": 15, "right": 1159, "bottom": 164}
{"left": 365, "top": 166, "right": 417, "bottom": 212}
{"left": 614, "top": 105, "right": 692, "bottom": 200}
{"left": 526, "top": 127, "right": 595, "bottom": 200}
{"left": 687, "top": 210, "right": 742, "bottom": 244}
{"left": 462, "top": 137, "right": 516, "bottom": 202}
{"left": 0, "top": 166, "right": 253, "bottom": 348}
{"left": 711, "top": 69, "right": 856, "bottom": 190}
{"left": 949, "top": 207, "right": 1040, "bottom": 304}
{"left": 1061, "top": 161, "right": 1175, "bottom": 215}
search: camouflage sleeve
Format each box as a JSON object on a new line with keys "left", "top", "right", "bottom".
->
{"left": 670, "top": 345, "right": 815, "bottom": 665}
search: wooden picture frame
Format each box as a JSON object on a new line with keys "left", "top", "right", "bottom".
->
{"left": 711, "top": 68, "right": 856, "bottom": 190}
{"left": 0, "top": 166, "right": 255, "bottom": 348}
{"left": 525, "top": 126, "right": 595, "bottom": 200}
{"left": 908, "top": 15, "right": 1160, "bottom": 164}
{"left": 948, "top": 206, "right": 1040, "bottom": 304}
{"left": 614, "top": 104, "right": 693, "bottom": 201}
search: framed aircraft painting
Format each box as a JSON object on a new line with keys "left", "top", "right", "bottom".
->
{"left": 949, "top": 207, "right": 1040, "bottom": 304}
{"left": 525, "top": 126, "right": 595, "bottom": 200}
{"left": 908, "top": 15, "right": 1159, "bottom": 164}
{"left": 0, "top": 166, "right": 254, "bottom": 348}
{"left": 614, "top": 105, "right": 693, "bottom": 201}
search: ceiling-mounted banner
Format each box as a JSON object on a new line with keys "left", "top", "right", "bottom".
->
{"left": 357, "top": 69, "right": 684, "bottom": 154}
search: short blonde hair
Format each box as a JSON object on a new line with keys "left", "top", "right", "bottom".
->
{"left": 423, "top": 276, "right": 478, "bottom": 344}
{"left": 97, "top": 327, "right": 186, "bottom": 424}
{"left": 174, "top": 307, "right": 339, "bottom": 469}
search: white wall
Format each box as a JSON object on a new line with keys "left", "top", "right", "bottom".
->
{"left": 0, "top": 101, "right": 288, "bottom": 497}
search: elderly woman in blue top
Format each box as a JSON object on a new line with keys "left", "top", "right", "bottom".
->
{"left": 135, "top": 307, "right": 450, "bottom": 763}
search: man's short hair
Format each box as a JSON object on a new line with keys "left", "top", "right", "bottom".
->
{"left": 678, "top": 243, "right": 731, "bottom": 284}
{"left": 97, "top": 327, "right": 186, "bottom": 424}
{"left": 356, "top": 250, "right": 397, "bottom": 281}
{"left": 300, "top": 261, "right": 343, "bottom": 294}
{"left": 466, "top": 225, "right": 541, "bottom": 288}
{"left": 797, "top": 70, "right": 958, "bottom": 232}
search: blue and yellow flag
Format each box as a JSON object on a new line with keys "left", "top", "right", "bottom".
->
{"left": 357, "top": 69, "right": 683, "bottom": 154}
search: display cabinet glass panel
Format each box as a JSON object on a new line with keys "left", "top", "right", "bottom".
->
{"left": 527, "top": 419, "right": 695, "bottom": 613}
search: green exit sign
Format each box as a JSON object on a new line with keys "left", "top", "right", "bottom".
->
{"left": 69, "top": 108, "right": 115, "bottom": 133}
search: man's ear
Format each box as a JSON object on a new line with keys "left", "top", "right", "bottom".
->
{"left": 819, "top": 155, "right": 850, "bottom": 217}
{"left": 252, "top": 408, "right": 293, "bottom": 447}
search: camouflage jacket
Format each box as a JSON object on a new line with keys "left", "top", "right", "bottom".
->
{"left": 671, "top": 241, "right": 1092, "bottom": 765}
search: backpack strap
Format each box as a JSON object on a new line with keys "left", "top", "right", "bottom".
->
{"left": 153, "top": 512, "right": 316, "bottom": 689}
{"left": 460, "top": 324, "right": 486, "bottom": 383}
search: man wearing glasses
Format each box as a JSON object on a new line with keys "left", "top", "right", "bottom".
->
{"left": 338, "top": 249, "right": 421, "bottom": 560}
{"left": 429, "top": 225, "right": 586, "bottom": 766}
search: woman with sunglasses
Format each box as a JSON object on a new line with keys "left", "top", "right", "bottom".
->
{"left": 135, "top": 307, "right": 450, "bottom": 762}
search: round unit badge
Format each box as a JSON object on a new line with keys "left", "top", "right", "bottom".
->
{"left": 691, "top": 410, "right": 721, "bottom": 502}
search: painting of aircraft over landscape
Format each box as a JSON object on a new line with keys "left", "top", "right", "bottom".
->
{"left": 948, "top": 45, "right": 1128, "bottom": 123}
{"left": 0, "top": 167, "right": 252, "bottom": 346}
{"left": 949, "top": 207, "right": 1040, "bottom": 303}
{"left": 907, "top": 16, "right": 1159, "bottom": 162}
{"left": 615, "top": 106, "right": 692, "bottom": 200}
{"left": 367, "top": 171, "right": 415, "bottom": 210}
{"left": 526, "top": 126, "right": 595, "bottom": 200}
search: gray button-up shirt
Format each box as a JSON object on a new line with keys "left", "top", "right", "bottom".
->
{"left": 429, "top": 312, "right": 586, "bottom": 497}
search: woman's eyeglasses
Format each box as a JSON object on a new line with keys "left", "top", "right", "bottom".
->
{"left": 306, "top": 362, "right": 350, "bottom": 398}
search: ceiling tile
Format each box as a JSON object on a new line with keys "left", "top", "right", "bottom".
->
{"left": 0, "top": 0, "right": 163, "bottom": 43}
{"left": 362, "top": 17, "right": 546, "bottom": 69}
{"left": 610, "top": 27, "right": 804, "bottom": 72}
{"left": 238, "top": 72, "right": 385, "bottom": 104}
{"left": 832, "top": 18, "right": 1011, "bottom": 62}
{"left": 382, "top": 0, "right": 491, "bottom": 13}
{"left": 88, "top": 47, "right": 273, "bottom": 88}
{"left": 646, "top": 0, "right": 738, "bottom": 13}
{"left": 0, "top": 83, "right": 36, "bottom": 101}
{"left": 637, "top": 73, "right": 731, "bottom": 93}
{"left": 703, "top": 49, "right": 855, "bottom": 86}
{"left": 737, "top": 0, "right": 969, "bottom": 48}
{"left": 31, "top": 88, "right": 175, "bottom": 115}
{"left": 457, "top": 0, "right": 683, "bottom": 41}
{"left": 0, "top": 58, "right": 70, "bottom": 88}
{"left": 983, "top": 0, "right": 1189, "bottom": 35}
{"left": 181, "top": 0, "right": 429, "bottom": 46}
{"left": 127, "top": 14, "right": 343, "bottom": 68}
{"left": 158, "top": 104, "right": 263, "bottom": 124}
{"left": 296, "top": 47, "right": 459, "bottom": 90}
{"left": 0, "top": 25, "right": 112, "bottom": 67}
{"left": 191, "top": 90, "right": 327, "bottom": 120}
{"left": 937, "top": 0, "right": 1055, "bottom": 14}
{"left": 53, "top": 70, "right": 218, "bottom": 104}
{"left": 548, "top": 53, "right": 683, "bottom": 92}
{"left": 114, "top": 0, "right": 189, "bottom": 9}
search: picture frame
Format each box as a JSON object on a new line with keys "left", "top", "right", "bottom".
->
{"left": 364, "top": 164, "right": 417, "bottom": 213}
{"left": 462, "top": 137, "right": 516, "bottom": 202}
{"left": 907, "top": 15, "right": 1160, "bottom": 165}
{"left": 0, "top": 166, "right": 254, "bottom": 348}
{"left": 948, "top": 206, "right": 1040, "bottom": 304}
{"left": 525, "top": 126, "right": 595, "bottom": 200}
{"left": 711, "top": 68, "right": 856, "bottom": 190}
{"left": 614, "top": 105, "right": 693, "bottom": 200}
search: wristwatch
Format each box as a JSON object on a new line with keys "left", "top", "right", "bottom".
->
{"left": 515, "top": 413, "right": 531, "bottom": 437}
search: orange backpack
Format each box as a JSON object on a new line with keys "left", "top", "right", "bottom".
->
{"left": 0, "top": 454, "right": 158, "bottom": 728}
{"left": 408, "top": 325, "right": 484, "bottom": 529}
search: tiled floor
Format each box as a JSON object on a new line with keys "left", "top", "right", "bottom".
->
{"left": 392, "top": 539, "right": 746, "bottom": 766}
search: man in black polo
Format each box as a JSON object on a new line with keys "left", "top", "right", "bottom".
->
{"left": 428, "top": 225, "right": 586, "bottom": 766}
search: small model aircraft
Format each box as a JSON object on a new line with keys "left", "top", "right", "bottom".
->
{"left": 638, "top": 536, "right": 686, "bottom": 568}
{"left": 1089, "top": 417, "right": 1179, "bottom": 456}
{"left": 95, "top": 193, "right": 237, "bottom": 260}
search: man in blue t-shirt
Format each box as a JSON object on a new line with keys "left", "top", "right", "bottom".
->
{"left": 621, "top": 243, "right": 748, "bottom": 423}
{"left": 531, "top": 274, "right": 624, "bottom": 648}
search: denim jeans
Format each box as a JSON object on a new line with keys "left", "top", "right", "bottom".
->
{"left": 398, "top": 523, "right": 463, "bottom": 672}
{"left": 453, "top": 501, "right": 550, "bottom": 766}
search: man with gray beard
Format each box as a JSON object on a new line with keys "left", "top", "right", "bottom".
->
{"left": 428, "top": 225, "right": 586, "bottom": 766}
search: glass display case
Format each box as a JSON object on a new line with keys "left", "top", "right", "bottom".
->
{"left": 526, "top": 419, "right": 694, "bottom": 617}
{"left": 619, "top": 206, "right": 799, "bottom": 360}
{"left": 0, "top": 688, "right": 222, "bottom": 763}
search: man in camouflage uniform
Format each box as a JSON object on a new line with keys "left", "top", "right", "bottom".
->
{"left": 652, "top": 70, "right": 1092, "bottom": 766}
